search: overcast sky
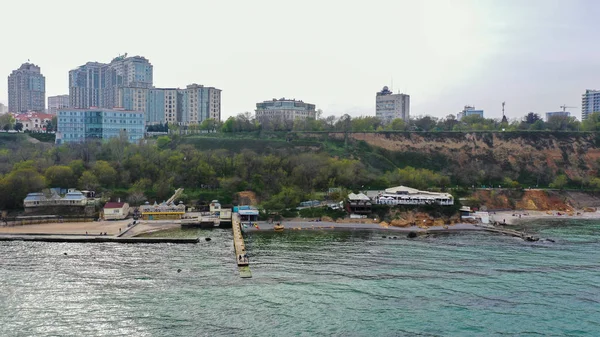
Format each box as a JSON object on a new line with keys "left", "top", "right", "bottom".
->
{"left": 2, "top": 0, "right": 599, "bottom": 120}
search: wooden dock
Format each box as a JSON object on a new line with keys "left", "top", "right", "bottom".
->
{"left": 232, "top": 214, "right": 252, "bottom": 278}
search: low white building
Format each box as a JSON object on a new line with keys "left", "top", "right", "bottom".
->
{"left": 103, "top": 202, "right": 130, "bottom": 220}
{"left": 375, "top": 185, "right": 454, "bottom": 206}
{"left": 24, "top": 189, "right": 88, "bottom": 208}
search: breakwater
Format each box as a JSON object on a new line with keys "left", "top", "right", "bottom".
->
{"left": 0, "top": 235, "right": 198, "bottom": 244}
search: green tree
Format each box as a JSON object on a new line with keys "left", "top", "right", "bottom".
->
{"left": 0, "top": 168, "right": 46, "bottom": 209}
{"left": 387, "top": 118, "right": 407, "bottom": 131}
{"left": 549, "top": 174, "right": 568, "bottom": 190}
{"left": 0, "top": 114, "right": 15, "bottom": 131}
{"left": 68, "top": 160, "right": 86, "bottom": 180}
{"left": 78, "top": 171, "right": 100, "bottom": 191}
{"left": 581, "top": 112, "right": 600, "bottom": 131}
{"left": 45, "top": 166, "right": 75, "bottom": 188}
{"left": 92, "top": 161, "right": 117, "bottom": 188}
{"left": 156, "top": 136, "right": 172, "bottom": 150}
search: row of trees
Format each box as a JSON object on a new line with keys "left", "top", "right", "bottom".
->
{"left": 216, "top": 111, "right": 600, "bottom": 133}
{"left": 0, "top": 134, "right": 382, "bottom": 210}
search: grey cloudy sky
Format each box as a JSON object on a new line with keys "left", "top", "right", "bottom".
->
{"left": 2, "top": 0, "right": 598, "bottom": 120}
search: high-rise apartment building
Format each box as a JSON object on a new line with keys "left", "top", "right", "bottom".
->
{"left": 118, "top": 84, "right": 221, "bottom": 125}
{"left": 68, "top": 55, "right": 153, "bottom": 109}
{"left": 69, "top": 55, "right": 220, "bottom": 125}
{"left": 7, "top": 63, "right": 46, "bottom": 113}
{"left": 375, "top": 86, "right": 409, "bottom": 123}
{"left": 255, "top": 98, "right": 316, "bottom": 125}
{"left": 0, "top": 103, "right": 7, "bottom": 114}
{"left": 581, "top": 89, "right": 600, "bottom": 120}
{"left": 180, "top": 84, "right": 221, "bottom": 124}
{"left": 48, "top": 94, "right": 70, "bottom": 114}
{"left": 69, "top": 62, "right": 108, "bottom": 108}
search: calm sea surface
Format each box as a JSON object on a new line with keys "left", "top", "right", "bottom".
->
{"left": 1, "top": 220, "right": 599, "bottom": 337}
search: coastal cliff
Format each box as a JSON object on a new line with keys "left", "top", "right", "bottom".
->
{"left": 295, "top": 132, "right": 600, "bottom": 187}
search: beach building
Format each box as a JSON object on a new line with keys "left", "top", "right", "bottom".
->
{"left": 103, "top": 201, "right": 130, "bottom": 220}
{"left": 234, "top": 205, "right": 259, "bottom": 222}
{"left": 347, "top": 193, "right": 372, "bottom": 215}
{"left": 139, "top": 201, "right": 186, "bottom": 220}
{"left": 210, "top": 200, "right": 233, "bottom": 223}
{"left": 23, "top": 189, "right": 95, "bottom": 215}
{"left": 375, "top": 186, "right": 454, "bottom": 206}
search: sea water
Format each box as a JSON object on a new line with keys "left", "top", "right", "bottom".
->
{"left": 1, "top": 220, "right": 599, "bottom": 336}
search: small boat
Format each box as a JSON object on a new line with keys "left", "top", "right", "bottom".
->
{"left": 274, "top": 223, "right": 284, "bottom": 231}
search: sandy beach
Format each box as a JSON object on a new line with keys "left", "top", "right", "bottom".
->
{"left": 0, "top": 219, "right": 132, "bottom": 236}
{"left": 2, "top": 209, "right": 598, "bottom": 238}
{"left": 489, "top": 210, "right": 600, "bottom": 225}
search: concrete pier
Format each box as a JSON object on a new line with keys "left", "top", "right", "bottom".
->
{"left": 232, "top": 214, "right": 252, "bottom": 278}
{"left": 0, "top": 234, "right": 199, "bottom": 244}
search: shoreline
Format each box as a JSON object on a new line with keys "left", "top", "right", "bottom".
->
{"left": 488, "top": 210, "right": 600, "bottom": 225}
{"left": 2, "top": 209, "right": 598, "bottom": 240}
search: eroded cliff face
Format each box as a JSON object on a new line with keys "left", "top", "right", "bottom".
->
{"left": 298, "top": 132, "right": 600, "bottom": 185}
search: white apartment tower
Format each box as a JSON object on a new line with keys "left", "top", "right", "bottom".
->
{"left": 375, "top": 86, "right": 410, "bottom": 123}
{"left": 581, "top": 89, "right": 600, "bottom": 120}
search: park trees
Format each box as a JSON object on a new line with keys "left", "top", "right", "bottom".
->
{"left": 0, "top": 168, "right": 46, "bottom": 209}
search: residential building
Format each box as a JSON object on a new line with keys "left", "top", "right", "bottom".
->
{"left": 68, "top": 54, "right": 221, "bottom": 125}
{"left": 0, "top": 103, "right": 7, "bottom": 113}
{"left": 545, "top": 111, "right": 571, "bottom": 121}
{"left": 103, "top": 201, "right": 130, "bottom": 220}
{"left": 13, "top": 112, "right": 53, "bottom": 132}
{"left": 68, "top": 55, "right": 153, "bottom": 109}
{"left": 180, "top": 84, "right": 221, "bottom": 124}
{"left": 69, "top": 62, "right": 108, "bottom": 108}
{"left": 119, "top": 84, "right": 221, "bottom": 125}
{"left": 48, "top": 95, "right": 69, "bottom": 114}
{"left": 8, "top": 62, "right": 46, "bottom": 113}
{"left": 581, "top": 89, "right": 600, "bottom": 120}
{"left": 255, "top": 98, "right": 316, "bottom": 125}
{"left": 457, "top": 105, "right": 484, "bottom": 120}
{"left": 56, "top": 108, "right": 145, "bottom": 144}
{"left": 375, "top": 86, "right": 410, "bottom": 123}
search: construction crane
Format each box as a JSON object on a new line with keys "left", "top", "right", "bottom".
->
{"left": 560, "top": 105, "right": 578, "bottom": 112}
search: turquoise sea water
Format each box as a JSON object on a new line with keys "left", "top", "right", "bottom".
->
{"left": 1, "top": 220, "right": 599, "bottom": 336}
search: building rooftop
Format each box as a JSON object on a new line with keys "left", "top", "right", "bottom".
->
{"left": 104, "top": 202, "right": 126, "bottom": 209}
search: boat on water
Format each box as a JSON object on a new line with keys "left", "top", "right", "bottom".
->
{"left": 274, "top": 223, "right": 284, "bottom": 231}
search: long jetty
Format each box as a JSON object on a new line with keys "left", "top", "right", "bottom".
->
{"left": 0, "top": 235, "right": 199, "bottom": 244}
{"left": 477, "top": 225, "right": 540, "bottom": 241}
{"left": 232, "top": 214, "right": 252, "bottom": 278}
